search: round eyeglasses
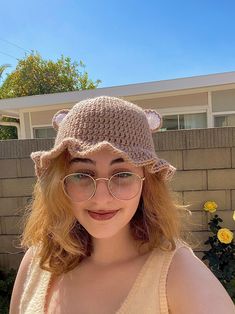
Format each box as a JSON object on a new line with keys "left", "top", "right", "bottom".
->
{"left": 61, "top": 172, "right": 145, "bottom": 202}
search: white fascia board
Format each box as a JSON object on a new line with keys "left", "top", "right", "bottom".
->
{"left": 0, "top": 71, "right": 235, "bottom": 111}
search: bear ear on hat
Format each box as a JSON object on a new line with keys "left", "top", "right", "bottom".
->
{"left": 144, "top": 109, "right": 162, "bottom": 132}
{"left": 52, "top": 109, "right": 70, "bottom": 131}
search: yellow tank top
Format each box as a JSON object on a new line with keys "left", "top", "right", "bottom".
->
{"left": 19, "top": 239, "right": 195, "bottom": 314}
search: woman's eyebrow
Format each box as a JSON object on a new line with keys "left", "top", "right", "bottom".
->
{"left": 69, "top": 157, "right": 125, "bottom": 166}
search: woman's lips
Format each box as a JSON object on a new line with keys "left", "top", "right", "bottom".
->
{"left": 87, "top": 210, "right": 119, "bottom": 221}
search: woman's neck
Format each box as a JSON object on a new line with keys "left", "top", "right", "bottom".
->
{"left": 89, "top": 225, "right": 142, "bottom": 266}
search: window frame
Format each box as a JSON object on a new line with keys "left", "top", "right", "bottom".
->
{"left": 33, "top": 125, "right": 56, "bottom": 139}
{"left": 161, "top": 111, "right": 207, "bottom": 131}
{"left": 213, "top": 111, "right": 235, "bottom": 127}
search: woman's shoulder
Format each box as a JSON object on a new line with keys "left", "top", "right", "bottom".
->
{"left": 9, "top": 247, "right": 36, "bottom": 314}
{"left": 166, "top": 243, "right": 235, "bottom": 314}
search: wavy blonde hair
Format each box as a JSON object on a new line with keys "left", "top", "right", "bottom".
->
{"left": 20, "top": 150, "right": 196, "bottom": 276}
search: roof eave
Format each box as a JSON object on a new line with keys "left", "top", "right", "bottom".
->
{"left": 0, "top": 70, "right": 235, "bottom": 111}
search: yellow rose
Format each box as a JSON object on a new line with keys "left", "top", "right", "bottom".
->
{"left": 203, "top": 201, "right": 218, "bottom": 213}
{"left": 217, "top": 228, "right": 234, "bottom": 244}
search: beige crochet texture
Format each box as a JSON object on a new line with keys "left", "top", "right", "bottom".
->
{"left": 30, "top": 96, "right": 176, "bottom": 180}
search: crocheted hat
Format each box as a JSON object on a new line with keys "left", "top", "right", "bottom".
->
{"left": 30, "top": 96, "right": 176, "bottom": 180}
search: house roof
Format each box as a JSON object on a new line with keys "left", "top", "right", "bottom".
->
{"left": 0, "top": 71, "right": 235, "bottom": 114}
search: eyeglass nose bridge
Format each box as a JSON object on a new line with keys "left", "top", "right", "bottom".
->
{"left": 95, "top": 177, "right": 110, "bottom": 182}
{"left": 91, "top": 177, "right": 113, "bottom": 197}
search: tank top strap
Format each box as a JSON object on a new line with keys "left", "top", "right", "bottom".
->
{"left": 19, "top": 246, "right": 51, "bottom": 314}
{"left": 117, "top": 239, "right": 194, "bottom": 314}
{"left": 157, "top": 239, "right": 195, "bottom": 314}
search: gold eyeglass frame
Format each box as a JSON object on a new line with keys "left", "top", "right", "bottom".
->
{"left": 61, "top": 171, "right": 145, "bottom": 202}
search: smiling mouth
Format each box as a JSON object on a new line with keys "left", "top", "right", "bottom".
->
{"left": 89, "top": 210, "right": 118, "bottom": 214}
{"left": 87, "top": 210, "right": 119, "bottom": 220}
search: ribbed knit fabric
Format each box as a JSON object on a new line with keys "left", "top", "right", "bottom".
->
{"left": 19, "top": 240, "right": 195, "bottom": 314}
{"left": 30, "top": 96, "right": 176, "bottom": 180}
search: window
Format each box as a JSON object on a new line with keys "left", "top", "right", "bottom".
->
{"left": 33, "top": 127, "right": 56, "bottom": 139}
{"left": 161, "top": 113, "right": 207, "bottom": 131}
{"left": 214, "top": 114, "right": 235, "bottom": 127}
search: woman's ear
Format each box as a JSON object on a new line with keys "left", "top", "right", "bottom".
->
{"left": 144, "top": 109, "right": 163, "bottom": 132}
{"left": 52, "top": 109, "right": 70, "bottom": 131}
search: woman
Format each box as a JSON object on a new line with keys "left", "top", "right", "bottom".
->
{"left": 10, "top": 96, "right": 234, "bottom": 313}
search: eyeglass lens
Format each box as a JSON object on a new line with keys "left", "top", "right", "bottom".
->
{"left": 63, "top": 172, "right": 142, "bottom": 202}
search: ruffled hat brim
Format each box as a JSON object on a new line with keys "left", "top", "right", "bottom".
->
{"left": 31, "top": 139, "right": 176, "bottom": 180}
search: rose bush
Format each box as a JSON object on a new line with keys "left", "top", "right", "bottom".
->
{"left": 202, "top": 201, "right": 235, "bottom": 302}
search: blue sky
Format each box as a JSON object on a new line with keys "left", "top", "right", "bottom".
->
{"left": 0, "top": 0, "right": 235, "bottom": 87}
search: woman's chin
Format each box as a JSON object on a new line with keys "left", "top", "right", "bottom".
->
{"left": 80, "top": 222, "right": 129, "bottom": 240}
{"left": 85, "top": 228, "right": 120, "bottom": 239}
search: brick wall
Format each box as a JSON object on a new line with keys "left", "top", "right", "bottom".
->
{"left": 0, "top": 128, "right": 235, "bottom": 270}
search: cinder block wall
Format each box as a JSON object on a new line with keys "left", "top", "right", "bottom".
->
{"left": 0, "top": 128, "right": 235, "bottom": 270}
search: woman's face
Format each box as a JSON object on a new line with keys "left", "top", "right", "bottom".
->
{"left": 65, "top": 147, "right": 144, "bottom": 239}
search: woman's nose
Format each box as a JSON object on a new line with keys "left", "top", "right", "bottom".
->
{"left": 92, "top": 178, "right": 114, "bottom": 201}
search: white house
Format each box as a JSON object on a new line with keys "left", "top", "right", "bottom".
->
{"left": 0, "top": 71, "right": 235, "bottom": 139}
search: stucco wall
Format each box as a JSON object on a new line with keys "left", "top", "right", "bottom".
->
{"left": 0, "top": 128, "right": 235, "bottom": 270}
{"left": 212, "top": 88, "right": 235, "bottom": 112}
{"left": 134, "top": 92, "right": 208, "bottom": 109}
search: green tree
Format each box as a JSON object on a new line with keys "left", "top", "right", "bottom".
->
{"left": 0, "top": 52, "right": 101, "bottom": 139}
{"left": 0, "top": 52, "right": 101, "bottom": 98}
{"left": 0, "top": 117, "right": 18, "bottom": 140}
{"left": 0, "top": 64, "right": 17, "bottom": 140}
{"left": 0, "top": 64, "right": 11, "bottom": 81}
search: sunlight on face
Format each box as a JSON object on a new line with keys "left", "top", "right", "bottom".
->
{"left": 67, "top": 147, "right": 144, "bottom": 239}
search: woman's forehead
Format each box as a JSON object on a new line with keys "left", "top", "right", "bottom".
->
{"left": 67, "top": 149, "right": 143, "bottom": 171}
{"left": 69, "top": 156, "right": 126, "bottom": 166}
{"left": 69, "top": 147, "right": 127, "bottom": 164}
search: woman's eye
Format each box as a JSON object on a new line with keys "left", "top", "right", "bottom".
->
{"left": 71, "top": 171, "right": 133, "bottom": 178}
{"left": 115, "top": 172, "right": 132, "bottom": 178}
{"left": 82, "top": 172, "right": 94, "bottom": 176}
{"left": 69, "top": 170, "right": 95, "bottom": 178}
{"left": 73, "top": 174, "right": 84, "bottom": 180}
